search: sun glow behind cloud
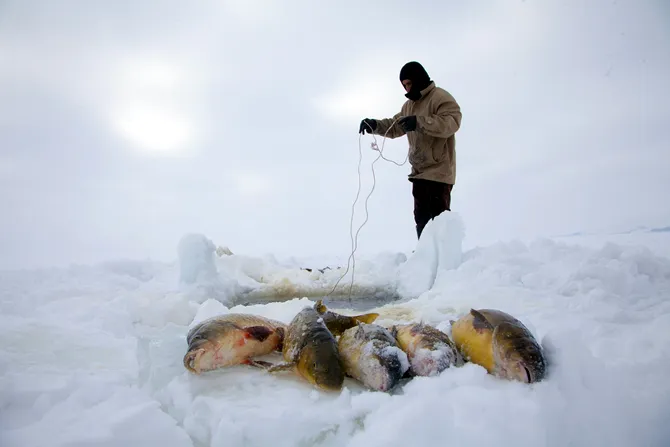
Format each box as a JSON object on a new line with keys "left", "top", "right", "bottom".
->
{"left": 113, "top": 103, "right": 192, "bottom": 154}
{"left": 1, "top": 0, "right": 669, "bottom": 270}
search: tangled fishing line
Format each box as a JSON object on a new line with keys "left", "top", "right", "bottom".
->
{"left": 325, "top": 118, "right": 409, "bottom": 299}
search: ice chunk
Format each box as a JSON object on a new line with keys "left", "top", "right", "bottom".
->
{"left": 215, "top": 245, "right": 234, "bottom": 256}
{"left": 396, "top": 211, "right": 465, "bottom": 298}
{"left": 177, "top": 233, "right": 235, "bottom": 306}
{"left": 177, "top": 233, "right": 218, "bottom": 285}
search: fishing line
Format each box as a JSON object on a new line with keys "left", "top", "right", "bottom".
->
{"left": 325, "top": 118, "right": 408, "bottom": 299}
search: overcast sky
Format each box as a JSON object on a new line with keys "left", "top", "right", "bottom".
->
{"left": 1, "top": 0, "right": 669, "bottom": 269}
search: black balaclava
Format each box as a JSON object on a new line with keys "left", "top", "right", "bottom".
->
{"left": 399, "top": 61, "right": 432, "bottom": 101}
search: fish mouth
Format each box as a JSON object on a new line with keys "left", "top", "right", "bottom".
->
{"left": 510, "top": 362, "right": 536, "bottom": 383}
{"left": 183, "top": 349, "right": 205, "bottom": 374}
{"left": 313, "top": 372, "right": 344, "bottom": 392}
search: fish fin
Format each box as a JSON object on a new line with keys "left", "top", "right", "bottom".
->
{"left": 470, "top": 309, "right": 494, "bottom": 331}
{"left": 354, "top": 322, "right": 366, "bottom": 340}
{"left": 267, "top": 362, "right": 295, "bottom": 373}
{"left": 389, "top": 325, "right": 398, "bottom": 339}
{"left": 354, "top": 312, "right": 379, "bottom": 325}
{"left": 245, "top": 359, "right": 275, "bottom": 369}
{"left": 314, "top": 300, "right": 327, "bottom": 314}
{"left": 243, "top": 326, "right": 274, "bottom": 342}
{"left": 274, "top": 327, "right": 285, "bottom": 352}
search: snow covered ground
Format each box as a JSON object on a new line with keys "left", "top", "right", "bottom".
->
{"left": 2, "top": 213, "right": 670, "bottom": 447}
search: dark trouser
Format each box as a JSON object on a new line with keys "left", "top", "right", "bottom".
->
{"left": 411, "top": 179, "right": 453, "bottom": 239}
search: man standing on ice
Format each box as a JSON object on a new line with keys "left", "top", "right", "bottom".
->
{"left": 359, "top": 61, "right": 462, "bottom": 239}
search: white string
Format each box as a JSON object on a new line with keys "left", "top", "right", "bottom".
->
{"left": 326, "top": 118, "right": 408, "bottom": 299}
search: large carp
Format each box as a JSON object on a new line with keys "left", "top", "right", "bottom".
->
{"left": 267, "top": 304, "right": 344, "bottom": 391}
{"left": 183, "top": 314, "right": 286, "bottom": 374}
{"left": 314, "top": 300, "right": 380, "bottom": 336}
{"left": 338, "top": 322, "right": 409, "bottom": 392}
{"left": 450, "top": 308, "right": 547, "bottom": 383}
{"left": 391, "top": 322, "right": 464, "bottom": 376}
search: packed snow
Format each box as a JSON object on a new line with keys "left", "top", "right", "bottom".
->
{"left": 2, "top": 212, "right": 670, "bottom": 447}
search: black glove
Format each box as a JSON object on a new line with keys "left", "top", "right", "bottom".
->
{"left": 398, "top": 115, "right": 417, "bottom": 132}
{"left": 359, "top": 118, "right": 377, "bottom": 134}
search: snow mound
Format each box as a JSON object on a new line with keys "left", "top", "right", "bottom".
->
{"left": 2, "top": 224, "right": 670, "bottom": 446}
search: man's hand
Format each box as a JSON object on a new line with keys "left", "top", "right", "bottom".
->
{"left": 359, "top": 118, "right": 377, "bottom": 134}
{"left": 398, "top": 115, "right": 417, "bottom": 132}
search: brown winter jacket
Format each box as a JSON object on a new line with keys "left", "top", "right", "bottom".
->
{"left": 372, "top": 82, "right": 462, "bottom": 185}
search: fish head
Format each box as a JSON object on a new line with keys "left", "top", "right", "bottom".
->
{"left": 409, "top": 343, "right": 461, "bottom": 376}
{"left": 362, "top": 343, "right": 409, "bottom": 391}
{"left": 297, "top": 333, "right": 344, "bottom": 392}
{"left": 183, "top": 337, "right": 217, "bottom": 374}
{"left": 183, "top": 321, "right": 237, "bottom": 374}
{"left": 492, "top": 322, "right": 547, "bottom": 383}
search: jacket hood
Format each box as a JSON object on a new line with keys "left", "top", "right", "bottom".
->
{"left": 399, "top": 61, "right": 432, "bottom": 100}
